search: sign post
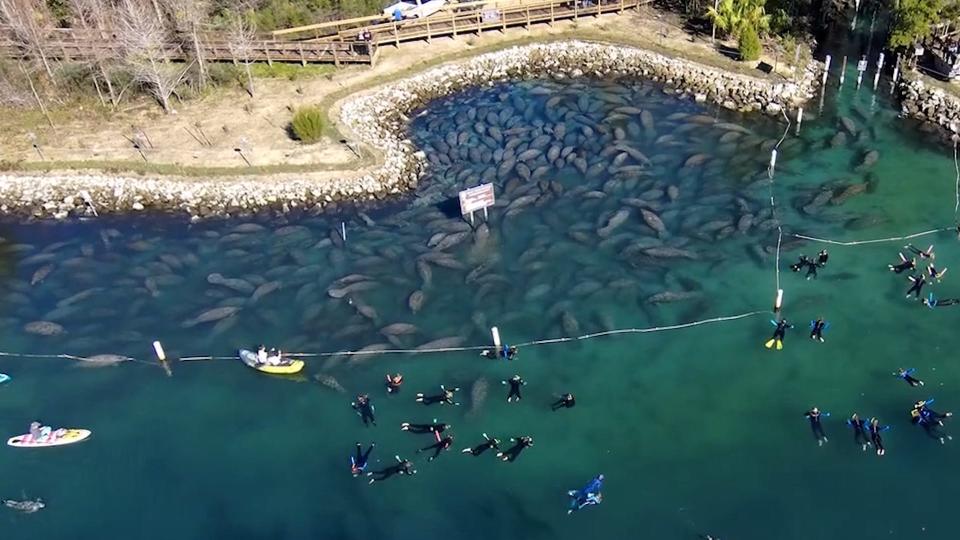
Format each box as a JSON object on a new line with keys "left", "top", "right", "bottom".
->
{"left": 459, "top": 183, "right": 496, "bottom": 225}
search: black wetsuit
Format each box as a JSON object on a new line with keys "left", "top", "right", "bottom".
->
{"left": 463, "top": 435, "right": 500, "bottom": 456}
{"left": 351, "top": 443, "right": 375, "bottom": 476}
{"left": 847, "top": 416, "right": 870, "bottom": 449}
{"left": 368, "top": 457, "right": 415, "bottom": 483}
{"left": 915, "top": 406, "right": 951, "bottom": 441}
{"left": 929, "top": 298, "right": 960, "bottom": 307}
{"left": 352, "top": 396, "right": 376, "bottom": 426}
{"left": 890, "top": 259, "right": 916, "bottom": 274}
{"left": 552, "top": 394, "right": 576, "bottom": 411}
{"left": 417, "top": 386, "right": 460, "bottom": 406}
{"left": 897, "top": 370, "right": 924, "bottom": 387}
{"left": 498, "top": 436, "right": 534, "bottom": 462}
{"left": 482, "top": 346, "right": 517, "bottom": 360}
{"left": 869, "top": 421, "right": 886, "bottom": 455}
{"left": 905, "top": 244, "right": 934, "bottom": 259}
{"left": 790, "top": 255, "right": 812, "bottom": 273}
{"left": 505, "top": 376, "right": 525, "bottom": 402}
{"left": 810, "top": 319, "right": 827, "bottom": 342}
{"left": 402, "top": 422, "right": 448, "bottom": 434}
{"left": 906, "top": 275, "right": 927, "bottom": 298}
{"left": 805, "top": 410, "right": 827, "bottom": 442}
{"left": 772, "top": 320, "right": 792, "bottom": 342}
{"left": 817, "top": 250, "right": 829, "bottom": 267}
{"left": 418, "top": 435, "right": 454, "bottom": 461}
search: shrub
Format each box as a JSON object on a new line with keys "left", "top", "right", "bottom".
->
{"left": 739, "top": 25, "right": 762, "bottom": 62}
{"left": 291, "top": 107, "right": 325, "bottom": 144}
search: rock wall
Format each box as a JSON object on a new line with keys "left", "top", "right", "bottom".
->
{"left": 0, "top": 40, "right": 821, "bottom": 220}
{"left": 899, "top": 75, "right": 960, "bottom": 143}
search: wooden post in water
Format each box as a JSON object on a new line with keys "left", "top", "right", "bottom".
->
{"left": 873, "top": 52, "right": 884, "bottom": 90}
{"left": 795, "top": 108, "right": 803, "bottom": 135}
{"left": 822, "top": 54, "right": 831, "bottom": 86}
{"left": 839, "top": 56, "right": 847, "bottom": 86}
{"left": 341, "top": 222, "right": 347, "bottom": 243}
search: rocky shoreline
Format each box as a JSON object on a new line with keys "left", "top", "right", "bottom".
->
{"left": 899, "top": 75, "right": 960, "bottom": 144}
{"left": 0, "top": 40, "right": 821, "bottom": 220}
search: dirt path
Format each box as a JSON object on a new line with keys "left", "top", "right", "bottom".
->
{"left": 0, "top": 8, "right": 803, "bottom": 179}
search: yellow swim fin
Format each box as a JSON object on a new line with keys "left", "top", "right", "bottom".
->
{"left": 764, "top": 338, "right": 776, "bottom": 349}
{"left": 776, "top": 339, "right": 784, "bottom": 351}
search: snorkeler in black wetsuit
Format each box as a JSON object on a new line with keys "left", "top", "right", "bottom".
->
{"left": 895, "top": 368, "right": 924, "bottom": 387}
{"left": 765, "top": 319, "right": 793, "bottom": 350}
{"left": 889, "top": 253, "right": 917, "bottom": 274}
{"left": 481, "top": 345, "right": 517, "bottom": 361}
{"left": 809, "top": 318, "right": 828, "bottom": 343}
{"left": 804, "top": 407, "right": 829, "bottom": 446}
{"left": 497, "top": 436, "right": 534, "bottom": 462}
{"left": 906, "top": 274, "right": 927, "bottom": 299}
{"left": 924, "top": 293, "right": 960, "bottom": 308}
{"left": 367, "top": 455, "right": 416, "bottom": 484}
{"left": 400, "top": 421, "right": 449, "bottom": 434}
{"left": 927, "top": 263, "right": 948, "bottom": 282}
{"left": 791, "top": 255, "right": 813, "bottom": 273}
{"left": 461, "top": 433, "right": 500, "bottom": 456}
{"left": 351, "top": 394, "right": 376, "bottom": 426}
{"left": 350, "top": 443, "right": 375, "bottom": 477}
{"left": 503, "top": 375, "right": 526, "bottom": 403}
{"left": 847, "top": 414, "right": 871, "bottom": 451}
{"left": 905, "top": 244, "right": 935, "bottom": 260}
{"left": 551, "top": 393, "right": 576, "bottom": 411}
{"left": 416, "top": 385, "right": 460, "bottom": 406}
{"left": 417, "top": 434, "right": 454, "bottom": 462}
{"left": 868, "top": 418, "right": 889, "bottom": 456}
{"left": 816, "top": 249, "right": 829, "bottom": 267}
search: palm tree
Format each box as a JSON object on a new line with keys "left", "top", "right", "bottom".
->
{"left": 707, "top": 0, "right": 742, "bottom": 38}
{"left": 707, "top": 0, "right": 770, "bottom": 38}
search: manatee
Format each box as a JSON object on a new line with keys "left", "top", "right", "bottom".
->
{"left": 467, "top": 377, "right": 489, "bottom": 417}
{"left": 380, "top": 323, "right": 418, "bottom": 336}
{"left": 31, "top": 264, "right": 54, "bottom": 285}
{"left": 250, "top": 281, "right": 282, "bottom": 303}
{"left": 416, "top": 336, "right": 466, "bottom": 350}
{"left": 408, "top": 290, "right": 426, "bottom": 313}
{"left": 75, "top": 354, "right": 133, "bottom": 368}
{"left": 24, "top": 321, "right": 65, "bottom": 336}
{"left": 182, "top": 306, "right": 240, "bottom": 328}
{"left": 640, "top": 209, "right": 667, "bottom": 235}
{"left": 314, "top": 373, "right": 347, "bottom": 394}
{"left": 561, "top": 311, "right": 581, "bottom": 336}
{"left": 597, "top": 209, "right": 630, "bottom": 238}
{"left": 646, "top": 291, "right": 704, "bottom": 304}
{"left": 644, "top": 247, "right": 698, "bottom": 260}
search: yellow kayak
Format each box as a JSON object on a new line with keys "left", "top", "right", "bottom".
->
{"left": 7, "top": 428, "right": 92, "bottom": 448}
{"left": 238, "top": 349, "right": 304, "bottom": 375}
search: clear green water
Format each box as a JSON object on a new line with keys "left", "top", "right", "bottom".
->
{"left": 2, "top": 40, "right": 960, "bottom": 540}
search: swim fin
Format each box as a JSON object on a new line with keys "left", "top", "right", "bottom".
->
{"left": 764, "top": 338, "right": 776, "bottom": 349}
{"left": 776, "top": 339, "right": 783, "bottom": 350}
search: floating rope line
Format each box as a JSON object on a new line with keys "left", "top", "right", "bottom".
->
{"left": 790, "top": 228, "right": 951, "bottom": 246}
{"left": 0, "top": 312, "right": 769, "bottom": 365}
{"left": 767, "top": 106, "right": 792, "bottom": 294}
{"left": 0, "top": 350, "right": 159, "bottom": 367}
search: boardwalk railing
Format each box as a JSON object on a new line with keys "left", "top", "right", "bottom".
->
{"left": 0, "top": 27, "right": 377, "bottom": 66}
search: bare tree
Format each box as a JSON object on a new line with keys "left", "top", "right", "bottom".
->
{"left": 165, "top": 0, "right": 210, "bottom": 89}
{"left": 0, "top": 0, "right": 55, "bottom": 78}
{"left": 227, "top": 11, "right": 256, "bottom": 98}
{"left": 116, "top": 0, "right": 188, "bottom": 113}
{"left": 69, "top": 0, "right": 119, "bottom": 106}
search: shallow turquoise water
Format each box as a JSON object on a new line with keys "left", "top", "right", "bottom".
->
{"left": 3, "top": 36, "right": 960, "bottom": 540}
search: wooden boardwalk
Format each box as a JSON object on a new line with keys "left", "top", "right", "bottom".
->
{"left": 0, "top": 0, "right": 648, "bottom": 67}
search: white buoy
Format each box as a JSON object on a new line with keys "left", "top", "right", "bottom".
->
{"left": 768, "top": 149, "right": 778, "bottom": 179}
{"left": 153, "top": 341, "right": 166, "bottom": 362}
{"left": 856, "top": 71, "right": 863, "bottom": 89}
{"left": 796, "top": 108, "right": 803, "bottom": 126}
{"left": 774, "top": 289, "right": 784, "bottom": 313}
{"left": 822, "top": 55, "right": 831, "bottom": 85}
{"left": 491, "top": 327, "right": 501, "bottom": 350}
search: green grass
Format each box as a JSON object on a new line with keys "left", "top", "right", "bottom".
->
{"left": 249, "top": 63, "right": 337, "bottom": 81}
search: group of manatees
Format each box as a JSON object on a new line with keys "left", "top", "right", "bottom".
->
{"left": 0, "top": 78, "right": 885, "bottom": 379}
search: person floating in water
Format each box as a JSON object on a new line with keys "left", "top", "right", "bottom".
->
{"left": 551, "top": 393, "right": 576, "bottom": 411}
{"left": 400, "top": 420, "right": 449, "bottom": 434}
{"left": 847, "top": 413, "right": 871, "bottom": 452}
{"left": 417, "top": 432, "right": 454, "bottom": 462}
{"left": 416, "top": 385, "right": 460, "bottom": 406}
{"left": 895, "top": 368, "right": 924, "bottom": 387}
{"left": 385, "top": 373, "right": 403, "bottom": 394}
{"left": 367, "top": 455, "right": 416, "bottom": 484}
{"left": 804, "top": 407, "right": 829, "bottom": 446}
{"left": 765, "top": 319, "right": 793, "bottom": 350}
{"left": 567, "top": 474, "right": 604, "bottom": 514}
{"left": 809, "top": 318, "right": 828, "bottom": 343}
{"left": 503, "top": 375, "right": 526, "bottom": 403}
{"left": 905, "top": 244, "right": 935, "bottom": 260}
{"left": 923, "top": 293, "right": 960, "bottom": 308}
{"left": 889, "top": 253, "right": 917, "bottom": 274}
{"left": 790, "top": 255, "right": 813, "bottom": 273}
{"left": 816, "top": 249, "right": 829, "bottom": 267}
{"left": 868, "top": 417, "right": 890, "bottom": 456}
{"left": 481, "top": 345, "right": 517, "bottom": 361}
{"left": 350, "top": 442, "right": 375, "bottom": 477}
{"left": 927, "top": 263, "right": 948, "bottom": 282}
{"left": 461, "top": 433, "right": 500, "bottom": 456}
{"left": 912, "top": 399, "right": 954, "bottom": 444}
{"left": 351, "top": 394, "right": 376, "bottom": 427}
{"left": 497, "top": 436, "right": 534, "bottom": 462}
{"left": 906, "top": 274, "right": 927, "bottom": 299}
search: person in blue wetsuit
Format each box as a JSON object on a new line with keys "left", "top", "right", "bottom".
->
{"left": 847, "top": 413, "right": 871, "bottom": 452}
{"left": 809, "top": 318, "right": 828, "bottom": 343}
{"left": 923, "top": 293, "right": 960, "bottom": 308}
{"left": 868, "top": 418, "right": 889, "bottom": 456}
{"left": 804, "top": 407, "right": 829, "bottom": 446}
{"left": 912, "top": 399, "right": 954, "bottom": 444}
{"left": 895, "top": 368, "right": 924, "bottom": 387}
{"left": 568, "top": 474, "right": 604, "bottom": 514}
{"left": 765, "top": 319, "right": 792, "bottom": 350}
{"left": 351, "top": 443, "right": 375, "bottom": 477}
